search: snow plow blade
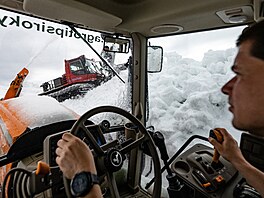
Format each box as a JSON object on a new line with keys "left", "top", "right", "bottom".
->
{"left": 3, "top": 67, "right": 29, "bottom": 100}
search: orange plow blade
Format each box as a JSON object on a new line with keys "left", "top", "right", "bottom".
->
{"left": 3, "top": 67, "right": 29, "bottom": 100}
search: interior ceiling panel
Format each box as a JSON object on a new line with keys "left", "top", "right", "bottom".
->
{"left": 0, "top": 0, "right": 255, "bottom": 37}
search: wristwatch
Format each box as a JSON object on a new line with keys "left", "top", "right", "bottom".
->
{"left": 70, "top": 171, "right": 100, "bottom": 197}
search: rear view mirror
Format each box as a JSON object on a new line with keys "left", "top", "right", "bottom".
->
{"left": 147, "top": 46, "right": 163, "bottom": 73}
{"left": 103, "top": 36, "right": 130, "bottom": 53}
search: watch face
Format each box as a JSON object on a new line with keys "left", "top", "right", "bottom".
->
{"left": 71, "top": 172, "right": 90, "bottom": 196}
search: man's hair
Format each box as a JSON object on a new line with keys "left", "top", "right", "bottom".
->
{"left": 236, "top": 20, "right": 264, "bottom": 60}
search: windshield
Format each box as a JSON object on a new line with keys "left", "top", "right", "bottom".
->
{"left": 0, "top": 9, "right": 131, "bottom": 118}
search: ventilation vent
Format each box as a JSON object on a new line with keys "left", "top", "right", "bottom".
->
{"left": 216, "top": 6, "right": 254, "bottom": 24}
{"left": 150, "top": 24, "right": 183, "bottom": 34}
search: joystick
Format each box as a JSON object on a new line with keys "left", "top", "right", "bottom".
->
{"left": 209, "top": 129, "right": 224, "bottom": 168}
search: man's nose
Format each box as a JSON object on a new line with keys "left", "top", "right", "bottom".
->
{"left": 221, "top": 77, "right": 236, "bottom": 95}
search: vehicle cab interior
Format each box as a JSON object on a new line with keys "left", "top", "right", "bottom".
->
{"left": 0, "top": 0, "right": 264, "bottom": 197}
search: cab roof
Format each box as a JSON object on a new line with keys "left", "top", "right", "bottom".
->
{"left": 0, "top": 0, "right": 262, "bottom": 37}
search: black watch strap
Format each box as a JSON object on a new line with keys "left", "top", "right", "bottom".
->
{"left": 90, "top": 173, "right": 100, "bottom": 184}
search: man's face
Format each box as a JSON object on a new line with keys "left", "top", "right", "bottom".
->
{"left": 222, "top": 40, "right": 264, "bottom": 135}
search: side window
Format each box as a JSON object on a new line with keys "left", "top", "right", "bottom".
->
{"left": 147, "top": 26, "right": 245, "bottom": 155}
{"left": 85, "top": 60, "right": 96, "bottom": 73}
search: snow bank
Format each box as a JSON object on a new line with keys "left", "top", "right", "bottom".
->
{"left": 147, "top": 49, "right": 242, "bottom": 154}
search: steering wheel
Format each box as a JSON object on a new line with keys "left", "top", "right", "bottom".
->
{"left": 64, "top": 106, "right": 162, "bottom": 198}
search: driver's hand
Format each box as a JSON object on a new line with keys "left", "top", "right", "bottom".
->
{"left": 56, "top": 133, "right": 97, "bottom": 179}
{"left": 208, "top": 128, "right": 244, "bottom": 165}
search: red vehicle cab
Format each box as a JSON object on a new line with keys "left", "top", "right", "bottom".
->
{"left": 39, "top": 55, "right": 105, "bottom": 102}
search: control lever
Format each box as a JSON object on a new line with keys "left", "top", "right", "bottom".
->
{"left": 151, "top": 131, "right": 184, "bottom": 197}
{"left": 209, "top": 129, "right": 224, "bottom": 168}
{"left": 30, "top": 161, "right": 64, "bottom": 195}
{"left": 192, "top": 168, "right": 215, "bottom": 192}
{"left": 30, "top": 161, "right": 51, "bottom": 195}
{"left": 36, "top": 161, "right": 50, "bottom": 175}
{"left": 152, "top": 131, "right": 172, "bottom": 175}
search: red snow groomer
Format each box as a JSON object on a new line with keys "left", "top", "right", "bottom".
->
{"left": 39, "top": 55, "right": 108, "bottom": 102}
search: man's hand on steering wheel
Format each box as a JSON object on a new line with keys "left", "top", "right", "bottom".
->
{"left": 56, "top": 133, "right": 97, "bottom": 179}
